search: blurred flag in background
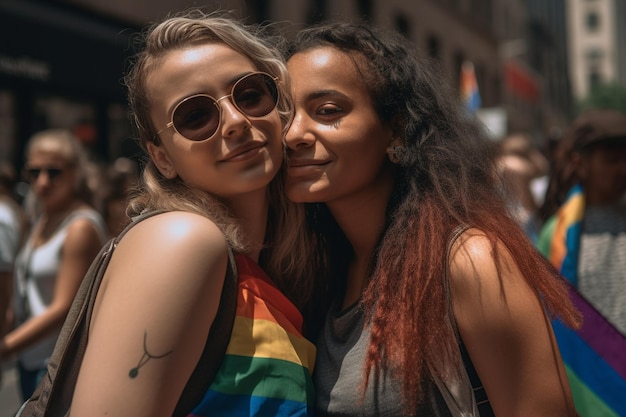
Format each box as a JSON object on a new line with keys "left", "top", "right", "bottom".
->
{"left": 460, "top": 61, "right": 481, "bottom": 113}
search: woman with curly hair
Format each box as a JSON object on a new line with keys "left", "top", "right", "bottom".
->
{"left": 285, "top": 21, "right": 580, "bottom": 416}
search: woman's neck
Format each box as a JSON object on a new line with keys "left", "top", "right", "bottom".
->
{"left": 225, "top": 188, "right": 270, "bottom": 262}
{"left": 327, "top": 178, "right": 394, "bottom": 307}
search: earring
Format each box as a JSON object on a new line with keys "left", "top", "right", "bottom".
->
{"left": 386, "top": 139, "right": 407, "bottom": 164}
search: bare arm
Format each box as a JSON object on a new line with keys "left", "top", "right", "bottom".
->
{"left": 449, "top": 229, "right": 576, "bottom": 417}
{"left": 1, "top": 218, "right": 103, "bottom": 358}
{"left": 70, "top": 211, "right": 228, "bottom": 417}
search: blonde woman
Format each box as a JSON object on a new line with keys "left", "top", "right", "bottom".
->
{"left": 61, "top": 11, "right": 316, "bottom": 417}
{"left": 2, "top": 129, "right": 107, "bottom": 400}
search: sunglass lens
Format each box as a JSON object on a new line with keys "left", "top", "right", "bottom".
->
{"left": 26, "top": 168, "right": 63, "bottom": 181}
{"left": 233, "top": 73, "right": 278, "bottom": 117}
{"left": 27, "top": 168, "right": 41, "bottom": 180}
{"left": 173, "top": 95, "right": 220, "bottom": 141}
{"left": 48, "top": 169, "right": 62, "bottom": 180}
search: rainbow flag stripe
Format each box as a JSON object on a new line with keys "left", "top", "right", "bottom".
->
{"left": 539, "top": 184, "right": 626, "bottom": 417}
{"left": 548, "top": 184, "right": 585, "bottom": 287}
{"left": 189, "top": 254, "right": 316, "bottom": 417}
{"left": 553, "top": 287, "right": 626, "bottom": 416}
{"left": 460, "top": 61, "right": 481, "bottom": 113}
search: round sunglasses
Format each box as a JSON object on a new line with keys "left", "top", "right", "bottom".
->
{"left": 25, "top": 167, "right": 65, "bottom": 182}
{"left": 154, "top": 72, "right": 280, "bottom": 142}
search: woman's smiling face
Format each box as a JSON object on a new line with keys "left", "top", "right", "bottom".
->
{"left": 146, "top": 43, "right": 284, "bottom": 199}
{"left": 284, "top": 46, "right": 394, "bottom": 205}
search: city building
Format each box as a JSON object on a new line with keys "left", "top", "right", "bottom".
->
{"left": 566, "top": 0, "right": 626, "bottom": 101}
{"left": 0, "top": 0, "right": 577, "bottom": 169}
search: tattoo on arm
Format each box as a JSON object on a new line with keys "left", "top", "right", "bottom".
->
{"left": 128, "top": 331, "right": 173, "bottom": 378}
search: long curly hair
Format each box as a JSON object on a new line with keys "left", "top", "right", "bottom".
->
{"left": 123, "top": 10, "right": 317, "bottom": 311}
{"left": 289, "top": 21, "right": 581, "bottom": 410}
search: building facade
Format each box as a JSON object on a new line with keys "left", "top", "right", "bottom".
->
{"left": 566, "top": 0, "right": 626, "bottom": 100}
{"left": 1, "top": 0, "right": 576, "bottom": 170}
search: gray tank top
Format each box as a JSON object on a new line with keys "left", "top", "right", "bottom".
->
{"left": 314, "top": 300, "right": 453, "bottom": 417}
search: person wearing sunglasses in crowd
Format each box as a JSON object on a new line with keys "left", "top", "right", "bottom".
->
{"left": 285, "top": 22, "right": 581, "bottom": 416}
{"left": 64, "top": 11, "right": 317, "bottom": 417}
{"left": 0, "top": 129, "right": 107, "bottom": 401}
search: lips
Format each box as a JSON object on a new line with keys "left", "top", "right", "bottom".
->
{"left": 288, "top": 158, "right": 329, "bottom": 168}
{"left": 221, "top": 141, "right": 265, "bottom": 162}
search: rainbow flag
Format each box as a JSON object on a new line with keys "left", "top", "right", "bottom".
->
{"left": 538, "top": 184, "right": 626, "bottom": 416}
{"left": 189, "top": 254, "right": 316, "bottom": 416}
{"left": 460, "top": 61, "right": 481, "bottom": 113}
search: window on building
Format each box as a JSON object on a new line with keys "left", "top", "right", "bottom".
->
{"left": 586, "top": 47, "right": 603, "bottom": 61}
{"left": 586, "top": 11, "right": 600, "bottom": 31}
{"left": 589, "top": 68, "right": 602, "bottom": 90}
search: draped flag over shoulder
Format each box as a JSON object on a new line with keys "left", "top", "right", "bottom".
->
{"left": 460, "top": 61, "right": 481, "bottom": 113}
{"left": 538, "top": 184, "right": 626, "bottom": 417}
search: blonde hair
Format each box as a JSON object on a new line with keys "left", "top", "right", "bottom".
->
{"left": 124, "top": 10, "right": 316, "bottom": 310}
{"left": 25, "top": 129, "right": 94, "bottom": 204}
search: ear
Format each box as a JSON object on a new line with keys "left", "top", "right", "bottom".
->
{"left": 146, "top": 142, "right": 177, "bottom": 179}
{"left": 387, "top": 136, "right": 403, "bottom": 148}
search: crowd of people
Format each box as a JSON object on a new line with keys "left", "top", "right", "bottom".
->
{"left": 0, "top": 8, "right": 624, "bottom": 417}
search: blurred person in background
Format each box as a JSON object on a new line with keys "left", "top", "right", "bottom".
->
{"left": 496, "top": 132, "right": 549, "bottom": 243}
{"left": 537, "top": 108, "right": 626, "bottom": 416}
{"left": 98, "top": 157, "right": 138, "bottom": 236}
{"left": 539, "top": 109, "right": 626, "bottom": 334}
{"left": 0, "top": 129, "right": 107, "bottom": 400}
{"left": 0, "top": 161, "right": 25, "bottom": 372}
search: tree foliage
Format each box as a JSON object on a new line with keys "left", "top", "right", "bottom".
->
{"left": 577, "top": 82, "right": 626, "bottom": 115}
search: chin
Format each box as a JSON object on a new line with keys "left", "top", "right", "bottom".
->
{"left": 286, "top": 186, "right": 325, "bottom": 204}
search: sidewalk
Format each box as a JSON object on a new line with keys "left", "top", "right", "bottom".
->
{"left": 0, "top": 361, "right": 22, "bottom": 417}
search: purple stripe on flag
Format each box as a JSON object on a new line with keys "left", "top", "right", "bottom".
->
{"left": 569, "top": 286, "right": 626, "bottom": 380}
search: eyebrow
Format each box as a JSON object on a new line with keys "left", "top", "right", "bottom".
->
{"left": 306, "top": 89, "right": 348, "bottom": 101}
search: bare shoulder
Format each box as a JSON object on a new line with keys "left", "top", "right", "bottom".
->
{"left": 448, "top": 227, "right": 521, "bottom": 294}
{"left": 105, "top": 211, "right": 229, "bottom": 288}
{"left": 447, "top": 230, "right": 576, "bottom": 416}
{"left": 93, "top": 210, "right": 229, "bottom": 333}
{"left": 448, "top": 228, "right": 497, "bottom": 291}
{"left": 75, "top": 211, "right": 231, "bottom": 416}
{"left": 64, "top": 216, "right": 103, "bottom": 242}
{"left": 63, "top": 216, "right": 105, "bottom": 256}
{"left": 121, "top": 211, "right": 227, "bottom": 253}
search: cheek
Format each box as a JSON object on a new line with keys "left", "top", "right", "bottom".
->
{"left": 342, "top": 137, "right": 388, "bottom": 173}
{"left": 262, "top": 116, "right": 285, "bottom": 165}
{"left": 268, "top": 136, "right": 284, "bottom": 168}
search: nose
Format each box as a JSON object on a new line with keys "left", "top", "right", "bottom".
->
{"left": 217, "top": 95, "right": 251, "bottom": 139}
{"left": 285, "top": 113, "right": 315, "bottom": 150}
